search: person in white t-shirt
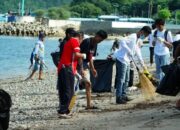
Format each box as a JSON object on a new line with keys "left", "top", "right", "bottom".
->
{"left": 115, "top": 26, "right": 151, "bottom": 104}
{"left": 26, "top": 32, "right": 46, "bottom": 80}
{"left": 153, "top": 19, "right": 173, "bottom": 81}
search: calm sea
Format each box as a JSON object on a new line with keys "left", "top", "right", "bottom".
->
{"left": 0, "top": 36, "right": 149, "bottom": 79}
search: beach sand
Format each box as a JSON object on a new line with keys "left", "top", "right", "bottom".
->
{"left": 0, "top": 65, "right": 179, "bottom": 130}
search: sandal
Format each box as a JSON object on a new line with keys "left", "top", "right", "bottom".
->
{"left": 85, "top": 106, "right": 98, "bottom": 110}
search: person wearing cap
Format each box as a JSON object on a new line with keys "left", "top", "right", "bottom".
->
{"left": 26, "top": 31, "right": 46, "bottom": 80}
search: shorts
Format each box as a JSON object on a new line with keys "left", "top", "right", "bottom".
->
{"left": 79, "top": 69, "right": 91, "bottom": 90}
{"left": 83, "top": 69, "right": 90, "bottom": 81}
{"left": 33, "top": 60, "right": 44, "bottom": 71}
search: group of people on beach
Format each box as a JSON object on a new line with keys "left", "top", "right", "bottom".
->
{"left": 1, "top": 16, "right": 180, "bottom": 130}
{"left": 57, "top": 29, "right": 108, "bottom": 117}
{"left": 25, "top": 18, "right": 180, "bottom": 118}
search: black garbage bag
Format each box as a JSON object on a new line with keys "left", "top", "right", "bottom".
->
{"left": 91, "top": 59, "right": 115, "bottom": 92}
{"left": 51, "top": 52, "right": 60, "bottom": 67}
{"left": 0, "top": 89, "right": 12, "bottom": 130}
{"left": 156, "top": 62, "right": 180, "bottom": 96}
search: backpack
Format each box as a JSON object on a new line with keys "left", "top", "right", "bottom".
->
{"left": 154, "top": 30, "right": 169, "bottom": 41}
{"left": 51, "top": 38, "right": 67, "bottom": 67}
{"left": 59, "top": 38, "right": 67, "bottom": 59}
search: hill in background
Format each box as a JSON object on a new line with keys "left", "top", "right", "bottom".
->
{"left": 0, "top": 0, "right": 72, "bottom": 13}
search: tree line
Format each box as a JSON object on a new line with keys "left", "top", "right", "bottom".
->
{"left": 0, "top": 0, "right": 72, "bottom": 14}
{"left": 0, "top": 0, "right": 180, "bottom": 23}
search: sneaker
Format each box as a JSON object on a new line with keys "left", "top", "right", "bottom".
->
{"left": 58, "top": 113, "right": 72, "bottom": 119}
{"left": 116, "top": 98, "right": 127, "bottom": 104}
{"left": 128, "top": 86, "right": 138, "bottom": 91}
{"left": 122, "top": 96, "right": 133, "bottom": 102}
{"left": 85, "top": 106, "right": 98, "bottom": 110}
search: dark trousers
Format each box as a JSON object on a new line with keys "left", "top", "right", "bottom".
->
{"left": 57, "top": 66, "right": 74, "bottom": 114}
{"left": 149, "top": 47, "right": 154, "bottom": 64}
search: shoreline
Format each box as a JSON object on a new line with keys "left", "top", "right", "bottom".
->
{"left": 0, "top": 34, "right": 120, "bottom": 40}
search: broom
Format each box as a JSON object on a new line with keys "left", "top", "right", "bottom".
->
{"left": 68, "top": 73, "right": 81, "bottom": 113}
{"left": 131, "top": 57, "right": 156, "bottom": 100}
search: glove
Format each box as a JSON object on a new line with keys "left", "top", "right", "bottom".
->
{"left": 82, "top": 53, "right": 87, "bottom": 59}
{"left": 157, "top": 37, "right": 165, "bottom": 43}
{"left": 143, "top": 69, "right": 150, "bottom": 75}
{"left": 143, "top": 69, "right": 152, "bottom": 79}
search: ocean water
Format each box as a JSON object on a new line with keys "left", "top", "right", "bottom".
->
{"left": 0, "top": 36, "right": 149, "bottom": 79}
{"left": 0, "top": 36, "right": 59, "bottom": 79}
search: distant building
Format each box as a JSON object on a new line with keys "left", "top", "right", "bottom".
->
{"left": 98, "top": 15, "right": 154, "bottom": 24}
{"left": 7, "top": 11, "right": 17, "bottom": 22}
{"left": 128, "top": 17, "right": 154, "bottom": 24}
{"left": 98, "top": 15, "right": 119, "bottom": 21}
{"left": 16, "top": 16, "right": 35, "bottom": 23}
{"left": 68, "top": 18, "right": 98, "bottom": 21}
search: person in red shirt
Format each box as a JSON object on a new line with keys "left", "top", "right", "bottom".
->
{"left": 57, "top": 28, "right": 86, "bottom": 117}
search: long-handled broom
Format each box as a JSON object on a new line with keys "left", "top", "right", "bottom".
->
{"left": 132, "top": 57, "right": 156, "bottom": 100}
